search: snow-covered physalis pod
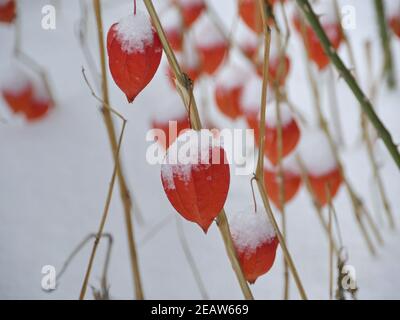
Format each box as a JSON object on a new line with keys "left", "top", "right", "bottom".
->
{"left": 240, "top": 76, "right": 265, "bottom": 129}
{"left": 194, "top": 15, "right": 228, "bottom": 75}
{"left": 230, "top": 208, "right": 279, "bottom": 284}
{"left": 389, "top": 14, "right": 400, "bottom": 39}
{"left": 25, "top": 81, "right": 54, "bottom": 121}
{"left": 161, "top": 129, "right": 230, "bottom": 232}
{"left": 1, "top": 66, "right": 33, "bottom": 114}
{"left": 162, "top": 7, "right": 184, "bottom": 52}
{"left": 237, "top": 24, "right": 259, "bottom": 60}
{"left": 256, "top": 41, "right": 291, "bottom": 87}
{"left": 247, "top": 99, "right": 300, "bottom": 166}
{"left": 107, "top": 10, "right": 162, "bottom": 103}
{"left": 298, "top": 129, "right": 343, "bottom": 207}
{"left": 151, "top": 93, "right": 190, "bottom": 150}
{"left": 175, "top": 0, "right": 205, "bottom": 28}
{"left": 292, "top": 4, "right": 342, "bottom": 71}
{"left": 238, "top": 0, "right": 283, "bottom": 33}
{"left": 214, "top": 63, "right": 250, "bottom": 120}
{"left": 0, "top": 0, "right": 16, "bottom": 24}
{"left": 264, "top": 164, "right": 302, "bottom": 210}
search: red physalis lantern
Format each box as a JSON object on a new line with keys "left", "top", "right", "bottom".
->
{"left": 151, "top": 93, "right": 190, "bottom": 150}
{"left": 240, "top": 76, "right": 274, "bottom": 130}
{"left": 214, "top": 63, "right": 249, "bottom": 120}
{"left": 308, "top": 168, "right": 342, "bottom": 207}
{"left": 389, "top": 15, "right": 400, "bottom": 38}
{"left": 25, "top": 81, "right": 53, "bottom": 121}
{"left": 1, "top": 67, "right": 33, "bottom": 115}
{"left": 0, "top": 0, "right": 16, "bottom": 24}
{"left": 161, "top": 129, "right": 230, "bottom": 232}
{"left": 194, "top": 15, "right": 228, "bottom": 75}
{"left": 293, "top": 8, "right": 342, "bottom": 70}
{"left": 256, "top": 43, "right": 291, "bottom": 87}
{"left": 230, "top": 208, "right": 279, "bottom": 284}
{"left": 107, "top": 10, "right": 162, "bottom": 102}
{"left": 162, "top": 7, "right": 184, "bottom": 52}
{"left": 298, "top": 129, "right": 343, "bottom": 206}
{"left": 175, "top": 0, "right": 205, "bottom": 28}
{"left": 249, "top": 100, "right": 301, "bottom": 166}
{"left": 237, "top": 24, "right": 259, "bottom": 60}
{"left": 1, "top": 66, "right": 53, "bottom": 122}
{"left": 238, "top": 0, "right": 282, "bottom": 33}
{"left": 264, "top": 165, "right": 302, "bottom": 210}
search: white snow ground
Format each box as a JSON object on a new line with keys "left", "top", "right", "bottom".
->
{"left": 0, "top": 0, "right": 399, "bottom": 299}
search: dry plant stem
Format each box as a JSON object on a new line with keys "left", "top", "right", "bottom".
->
{"left": 92, "top": 0, "right": 143, "bottom": 300}
{"left": 139, "top": 215, "right": 173, "bottom": 246}
{"left": 143, "top": 0, "right": 253, "bottom": 300}
{"left": 327, "top": 189, "right": 333, "bottom": 301}
{"left": 176, "top": 218, "right": 209, "bottom": 299}
{"left": 362, "top": 117, "right": 394, "bottom": 229}
{"left": 255, "top": 0, "right": 307, "bottom": 300}
{"left": 298, "top": 14, "right": 381, "bottom": 255}
{"left": 79, "top": 116, "right": 127, "bottom": 300}
{"left": 296, "top": 0, "right": 400, "bottom": 171}
{"left": 373, "top": 0, "right": 396, "bottom": 88}
{"left": 274, "top": 31, "right": 290, "bottom": 301}
{"left": 296, "top": 156, "right": 340, "bottom": 255}
{"left": 59, "top": 233, "right": 113, "bottom": 283}
{"left": 276, "top": 95, "right": 290, "bottom": 300}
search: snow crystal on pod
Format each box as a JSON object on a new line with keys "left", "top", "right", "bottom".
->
{"left": 115, "top": 11, "right": 154, "bottom": 54}
{"left": 161, "top": 129, "right": 223, "bottom": 189}
{"left": 161, "top": 7, "right": 182, "bottom": 31}
{"left": 215, "top": 63, "right": 250, "bottom": 90}
{"left": 298, "top": 128, "right": 338, "bottom": 176}
{"left": 193, "top": 14, "right": 225, "bottom": 47}
{"left": 230, "top": 208, "right": 276, "bottom": 254}
{"left": 0, "top": 64, "right": 31, "bottom": 94}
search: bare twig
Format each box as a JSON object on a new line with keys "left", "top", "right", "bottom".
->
{"left": 91, "top": 0, "right": 144, "bottom": 300}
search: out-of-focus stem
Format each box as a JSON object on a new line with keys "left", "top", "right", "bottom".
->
{"left": 373, "top": 0, "right": 396, "bottom": 88}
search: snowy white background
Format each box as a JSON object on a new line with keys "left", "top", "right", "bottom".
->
{"left": 0, "top": 0, "right": 400, "bottom": 299}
